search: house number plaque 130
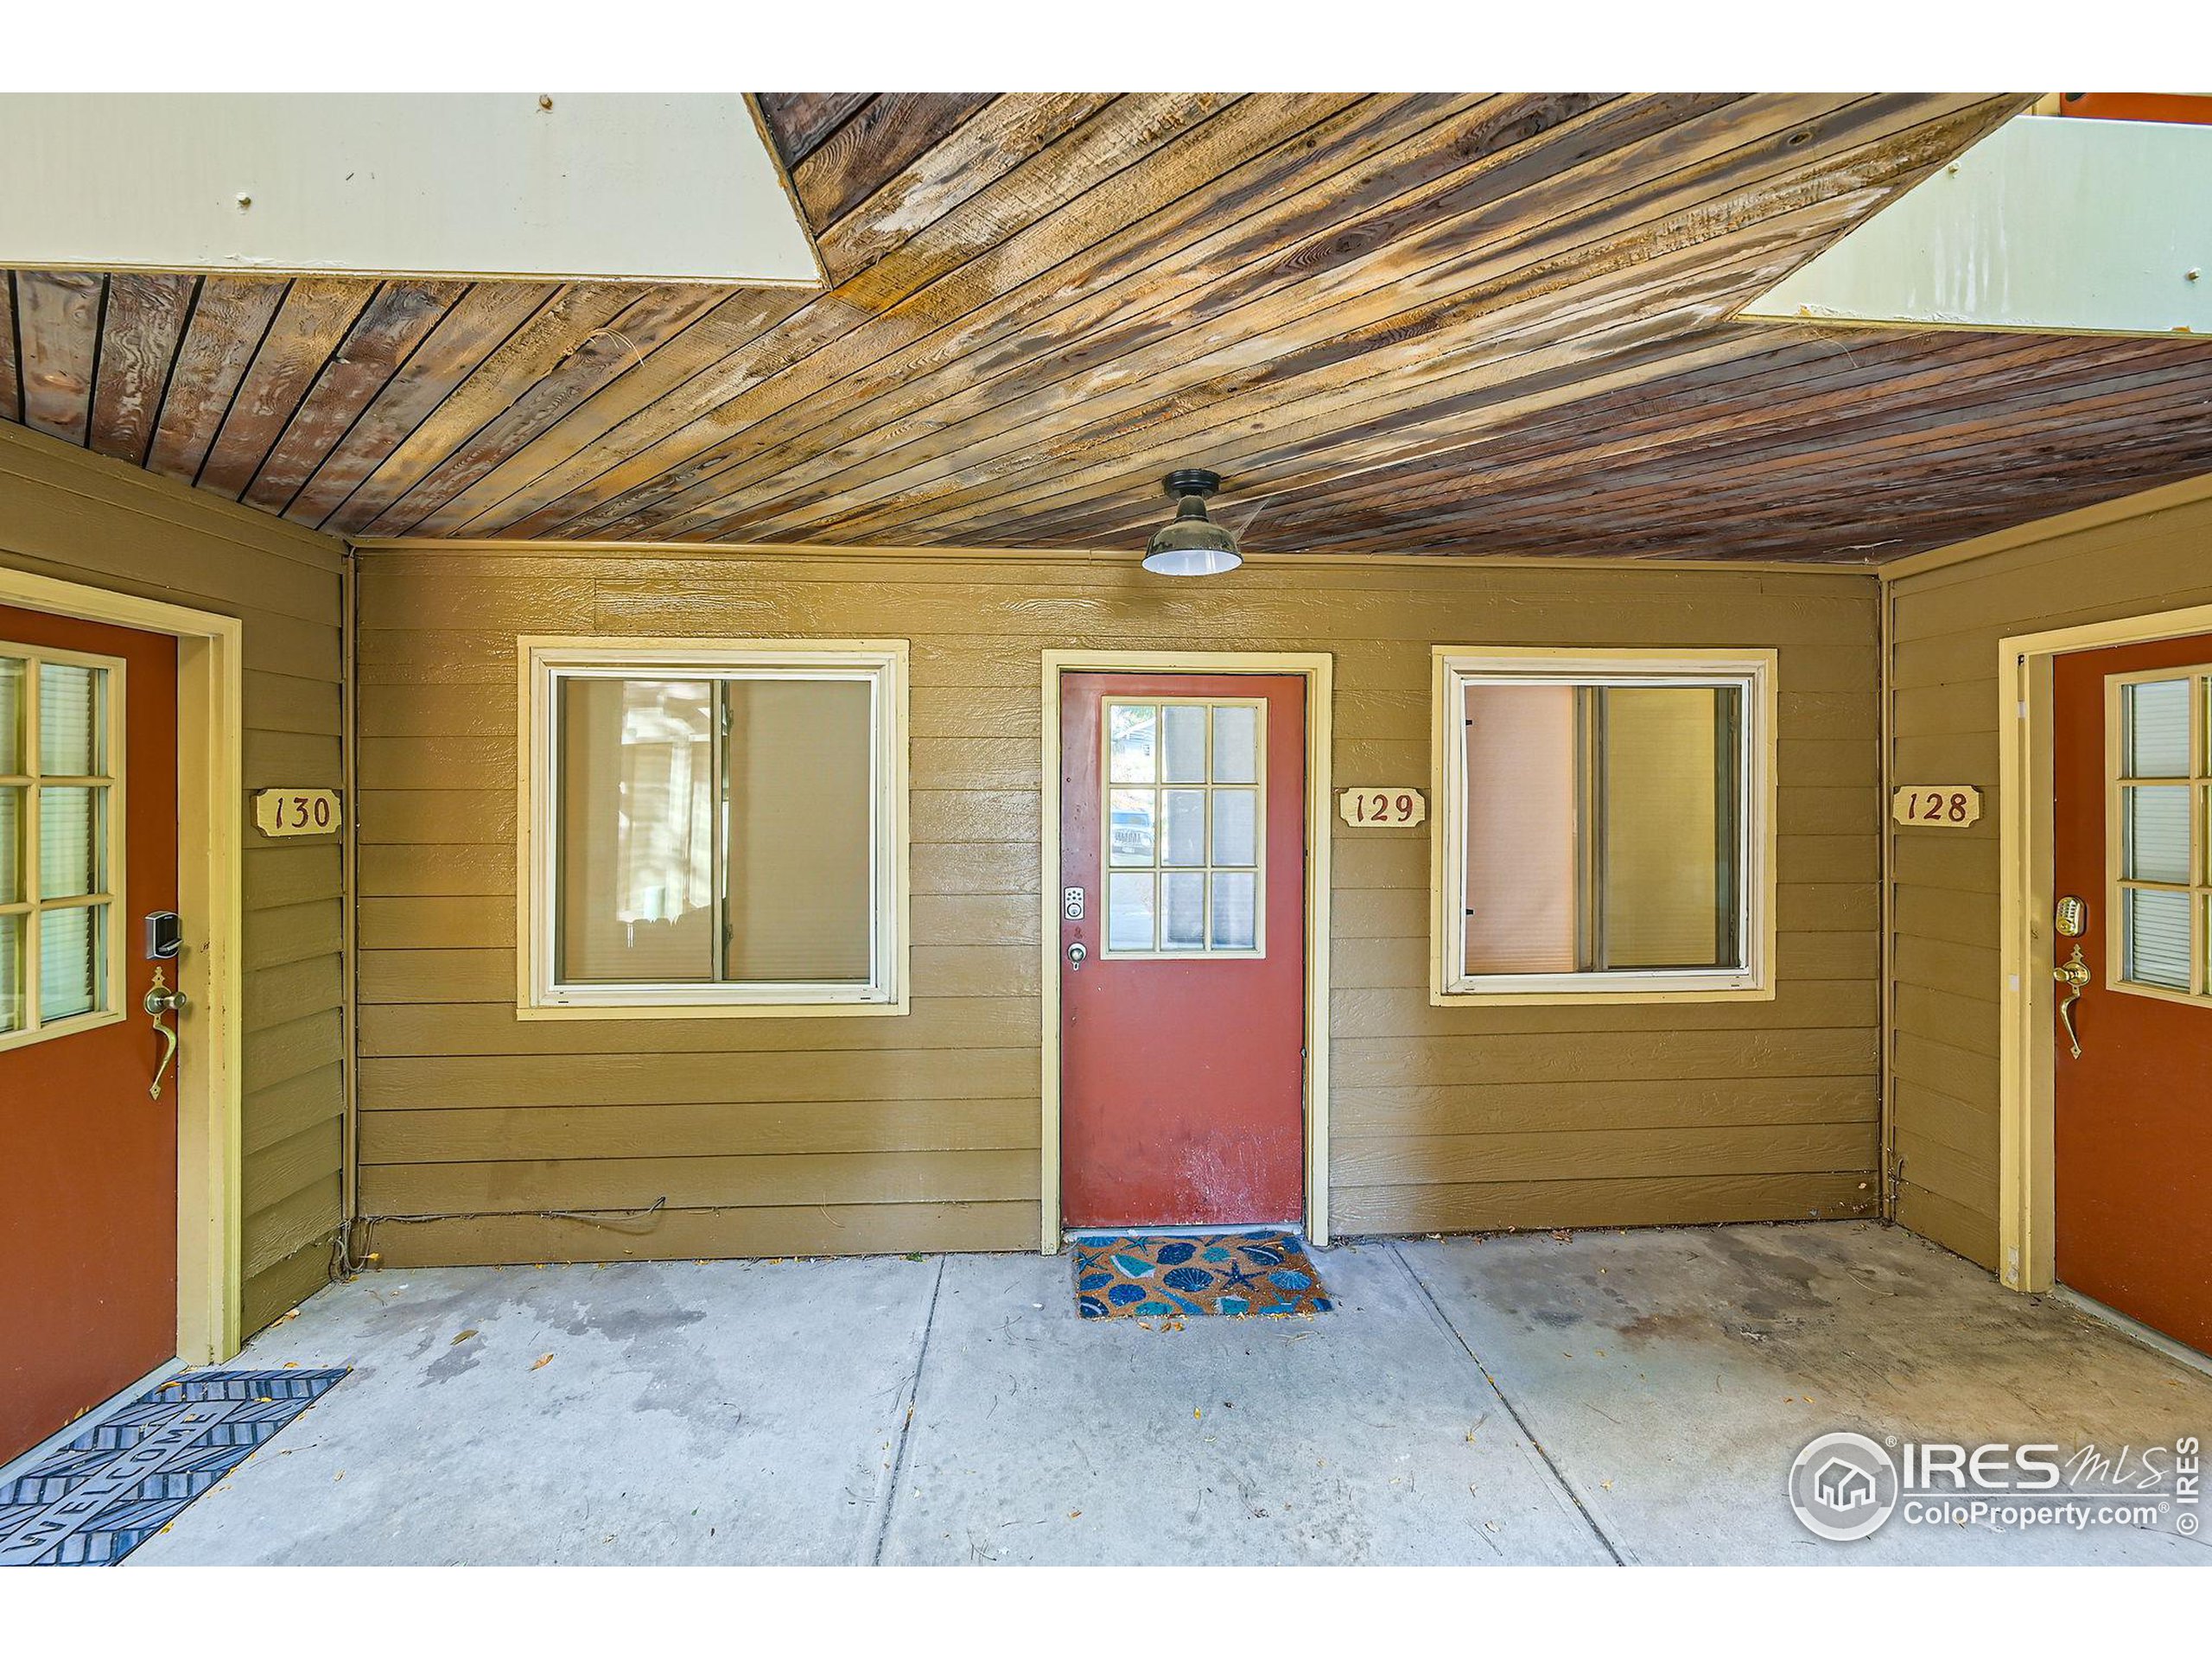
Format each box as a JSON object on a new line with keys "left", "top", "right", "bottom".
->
{"left": 253, "top": 787, "right": 343, "bottom": 838}
{"left": 1338, "top": 786, "right": 1426, "bottom": 828}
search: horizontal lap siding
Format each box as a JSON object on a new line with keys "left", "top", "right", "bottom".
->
{"left": 358, "top": 549, "right": 1882, "bottom": 1266}
{"left": 1885, "top": 483, "right": 2212, "bottom": 1270}
{"left": 0, "top": 423, "right": 346, "bottom": 1332}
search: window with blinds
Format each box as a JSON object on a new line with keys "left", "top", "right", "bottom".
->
{"left": 1435, "top": 650, "right": 1773, "bottom": 1001}
{"left": 2111, "top": 667, "right": 2212, "bottom": 1001}
{"left": 1, "top": 643, "right": 124, "bottom": 1049}
{"left": 526, "top": 644, "right": 905, "bottom": 1014}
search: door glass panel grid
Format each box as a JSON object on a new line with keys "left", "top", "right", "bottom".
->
{"left": 2108, "top": 667, "right": 2212, "bottom": 1001}
{"left": 0, "top": 642, "right": 124, "bottom": 1048}
{"left": 1100, "top": 696, "right": 1265, "bottom": 958}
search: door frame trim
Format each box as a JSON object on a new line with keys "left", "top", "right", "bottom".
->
{"left": 0, "top": 565, "right": 244, "bottom": 1363}
{"left": 1039, "top": 650, "right": 1333, "bottom": 1253}
{"left": 1997, "top": 600, "right": 2212, "bottom": 1295}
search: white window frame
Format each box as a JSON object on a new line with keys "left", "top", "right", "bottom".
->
{"left": 518, "top": 637, "right": 908, "bottom": 1020}
{"left": 0, "top": 639, "right": 130, "bottom": 1053}
{"left": 1429, "top": 645, "right": 1777, "bottom": 1006}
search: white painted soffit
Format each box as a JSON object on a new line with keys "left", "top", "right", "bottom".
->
{"left": 1740, "top": 115, "right": 2209, "bottom": 339}
{"left": 0, "top": 93, "right": 823, "bottom": 287}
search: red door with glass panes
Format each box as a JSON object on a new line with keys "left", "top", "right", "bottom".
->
{"left": 2051, "top": 635, "right": 2212, "bottom": 1356}
{"left": 1058, "top": 673, "right": 1306, "bottom": 1229}
{"left": 0, "top": 605, "right": 180, "bottom": 1465}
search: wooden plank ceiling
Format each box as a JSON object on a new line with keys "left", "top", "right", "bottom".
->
{"left": 4, "top": 92, "right": 2209, "bottom": 564}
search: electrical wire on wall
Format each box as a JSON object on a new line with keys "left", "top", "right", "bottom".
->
{"left": 345, "top": 1198, "right": 672, "bottom": 1274}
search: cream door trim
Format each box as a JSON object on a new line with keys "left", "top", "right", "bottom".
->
{"left": 0, "top": 564, "right": 245, "bottom": 1363}
{"left": 1996, "top": 600, "right": 2212, "bottom": 1295}
{"left": 1039, "top": 650, "right": 1334, "bottom": 1253}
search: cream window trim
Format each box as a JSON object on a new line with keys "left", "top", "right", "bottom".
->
{"left": 517, "top": 637, "right": 909, "bottom": 1020}
{"left": 2102, "top": 662, "right": 2212, "bottom": 1007}
{"left": 1428, "top": 645, "right": 1778, "bottom": 1007}
{"left": 0, "top": 639, "right": 130, "bottom": 1054}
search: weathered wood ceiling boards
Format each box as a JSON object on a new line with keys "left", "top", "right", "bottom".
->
{"left": 4, "top": 92, "right": 2209, "bottom": 563}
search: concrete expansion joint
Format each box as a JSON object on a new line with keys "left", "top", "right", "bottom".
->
{"left": 861, "top": 1254, "right": 947, "bottom": 1566}
{"left": 1387, "top": 1242, "right": 1630, "bottom": 1567}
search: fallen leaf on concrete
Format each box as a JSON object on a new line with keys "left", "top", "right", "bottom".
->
{"left": 531, "top": 1352, "right": 554, "bottom": 1370}
{"left": 452, "top": 1329, "right": 478, "bottom": 1345}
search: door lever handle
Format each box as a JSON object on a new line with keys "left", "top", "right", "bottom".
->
{"left": 143, "top": 965, "right": 187, "bottom": 1099}
{"left": 2054, "top": 944, "right": 2090, "bottom": 1060}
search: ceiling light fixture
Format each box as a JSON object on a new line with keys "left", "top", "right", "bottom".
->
{"left": 1142, "top": 468, "right": 1243, "bottom": 576}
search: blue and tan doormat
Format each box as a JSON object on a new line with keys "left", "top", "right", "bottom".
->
{"left": 1074, "top": 1230, "right": 1332, "bottom": 1319}
{"left": 0, "top": 1368, "right": 347, "bottom": 1566}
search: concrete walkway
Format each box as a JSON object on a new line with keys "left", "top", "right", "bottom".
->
{"left": 130, "top": 1222, "right": 2211, "bottom": 1566}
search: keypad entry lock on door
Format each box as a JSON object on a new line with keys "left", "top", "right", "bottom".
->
{"left": 142, "top": 911, "right": 187, "bottom": 1100}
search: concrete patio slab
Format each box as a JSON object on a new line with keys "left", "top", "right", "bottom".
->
{"left": 1399, "top": 1221, "right": 2212, "bottom": 1565}
{"left": 114, "top": 1221, "right": 2212, "bottom": 1567}
{"left": 874, "top": 1243, "right": 1607, "bottom": 1564}
{"left": 129, "top": 1255, "right": 941, "bottom": 1566}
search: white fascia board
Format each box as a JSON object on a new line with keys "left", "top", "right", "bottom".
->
{"left": 0, "top": 93, "right": 823, "bottom": 287}
{"left": 1740, "top": 115, "right": 2209, "bottom": 339}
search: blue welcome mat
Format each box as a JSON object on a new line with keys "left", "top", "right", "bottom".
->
{"left": 1074, "top": 1230, "right": 1332, "bottom": 1319}
{"left": 0, "top": 1368, "right": 347, "bottom": 1566}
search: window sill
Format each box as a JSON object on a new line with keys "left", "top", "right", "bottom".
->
{"left": 518, "top": 995, "right": 908, "bottom": 1022}
{"left": 1430, "top": 978, "right": 1773, "bottom": 1007}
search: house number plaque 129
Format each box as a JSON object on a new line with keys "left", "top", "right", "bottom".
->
{"left": 253, "top": 787, "right": 343, "bottom": 838}
{"left": 1338, "top": 786, "right": 1426, "bottom": 828}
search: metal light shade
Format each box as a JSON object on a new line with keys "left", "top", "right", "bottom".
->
{"left": 1143, "top": 468, "right": 1242, "bottom": 575}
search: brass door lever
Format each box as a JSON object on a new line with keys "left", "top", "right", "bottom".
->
{"left": 2054, "top": 944, "right": 2090, "bottom": 1060}
{"left": 143, "top": 965, "right": 187, "bottom": 1099}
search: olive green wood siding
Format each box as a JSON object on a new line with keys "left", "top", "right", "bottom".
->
{"left": 0, "top": 420, "right": 346, "bottom": 1332}
{"left": 1885, "top": 479, "right": 2212, "bottom": 1271}
{"left": 357, "top": 548, "right": 1882, "bottom": 1265}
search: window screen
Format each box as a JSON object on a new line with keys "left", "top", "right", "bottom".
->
{"left": 1446, "top": 661, "right": 1760, "bottom": 994}
{"left": 537, "top": 651, "right": 898, "bottom": 1009}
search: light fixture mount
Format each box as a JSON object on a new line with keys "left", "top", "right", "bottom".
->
{"left": 1143, "top": 467, "right": 1243, "bottom": 576}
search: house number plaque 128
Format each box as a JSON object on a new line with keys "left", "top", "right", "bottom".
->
{"left": 1890, "top": 785, "right": 1981, "bottom": 828}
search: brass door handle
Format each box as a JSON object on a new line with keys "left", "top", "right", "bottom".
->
{"left": 143, "top": 965, "right": 187, "bottom": 1099}
{"left": 2054, "top": 944, "right": 2091, "bottom": 1060}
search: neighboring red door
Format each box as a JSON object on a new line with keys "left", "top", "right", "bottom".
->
{"left": 2052, "top": 634, "right": 2212, "bottom": 1356}
{"left": 0, "top": 604, "right": 180, "bottom": 1465}
{"left": 1058, "top": 672, "right": 1306, "bottom": 1228}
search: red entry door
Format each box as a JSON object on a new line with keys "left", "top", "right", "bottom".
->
{"left": 2052, "top": 634, "right": 2212, "bottom": 1355}
{"left": 0, "top": 604, "right": 180, "bottom": 1465}
{"left": 1058, "top": 672, "right": 1306, "bottom": 1229}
